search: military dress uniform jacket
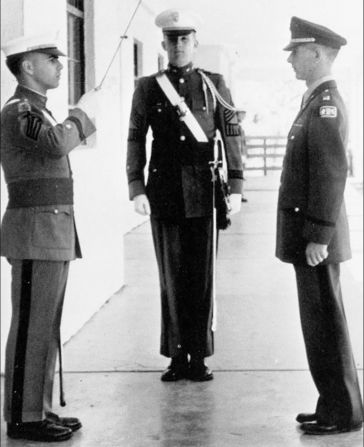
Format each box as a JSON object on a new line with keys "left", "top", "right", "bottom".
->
{"left": 126, "top": 65, "right": 243, "bottom": 219}
{"left": 276, "top": 80, "right": 351, "bottom": 264}
{"left": 1, "top": 85, "right": 96, "bottom": 261}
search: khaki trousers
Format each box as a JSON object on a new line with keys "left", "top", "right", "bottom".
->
{"left": 4, "top": 259, "right": 69, "bottom": 423}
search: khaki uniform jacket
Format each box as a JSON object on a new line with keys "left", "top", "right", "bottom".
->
{"left": 276, "top": 80, "right": 351, "bottom": 265}
{"left": 126, "top": 64, "right": 243, "bottom": 220}
{"left": 1, "top": 85, "right": 96, "bottom": 261}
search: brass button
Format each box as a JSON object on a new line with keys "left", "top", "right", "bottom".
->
{"left": 54, "top": 209, "right": 59, "bottom": 214}
{"left": 294, "top": 207, "right": 300, "bottom": 212}
{"left": 180, "top": 135, "right": 186, "bottom": 141}
{"left": 179, "top": 78, "right": 185, "bottom": 84}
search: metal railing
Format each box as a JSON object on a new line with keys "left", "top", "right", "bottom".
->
{"left": 244, "top": 135, "right": 354, "bottom": 176}
{"left": 245, "top": 136, "right": 286, "bottom": 176}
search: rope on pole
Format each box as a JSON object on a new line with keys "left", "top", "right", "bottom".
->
{"left": 95, "top": 0, "right": 143, "bottom": 90}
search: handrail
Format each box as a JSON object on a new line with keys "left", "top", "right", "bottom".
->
{"left": 245, "top": 136, "right": 286, "bottom": 176}
{"left": 244, "top": 135, "right": 353, "bottom": 176}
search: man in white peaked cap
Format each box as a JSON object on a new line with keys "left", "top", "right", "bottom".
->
{"left": 127, "top": 9, "right": 244, "bottom": 382}
{"left": 1, "top": 32, "right": 99, "bottom": 442}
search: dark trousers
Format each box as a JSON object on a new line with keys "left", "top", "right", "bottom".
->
{"left": 4, "top": 259, "right": 69, "bottom": 423}
{"left": 151, "top": 216, "right": 215, "bottom": 359}
{"left": 294, "top": 263, "right": 363, "bottom": 426}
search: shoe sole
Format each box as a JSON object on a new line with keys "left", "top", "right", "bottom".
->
{"left": 303, "top": 424, "right": 363, "bottom": 436}
{"left": 66, "top": 422, "right": 82, "bottom": 432}
{"left": 160, "top": 376, "right": 186, "bottom": 382}
{"left": 189, "top": 374, "right": 214, "bottom": 382}
{"left": 8, "top": 431, "right": 73, "bottom": 442}
{"left": 296, "top": 416, "right": 316, "bottom": 423}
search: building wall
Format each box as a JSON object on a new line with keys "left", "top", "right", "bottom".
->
{"left": 194, "top": 44, "right": 234, "bottom": 89}
{"left": 1, "top": 0, "right": 165, "bottom": 368}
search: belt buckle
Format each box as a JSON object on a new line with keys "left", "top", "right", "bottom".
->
{"left": 175, "top": 100, "right": 188, "bottom": 118}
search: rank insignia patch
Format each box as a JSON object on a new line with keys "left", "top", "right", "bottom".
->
{"left": 24, "top": 113, "right": 42, "bottom": 140}
{"left": 224, "top": 109, "right": 240, "bottom": 136}
{"left": 319, "top": 106, "right": 337, "bottom": 118}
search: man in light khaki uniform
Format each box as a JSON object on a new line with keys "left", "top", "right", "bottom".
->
{"left": 1, "top": 32, "right": 98, "bottom": 442}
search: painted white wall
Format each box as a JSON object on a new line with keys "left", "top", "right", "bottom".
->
{"left": 194, "top": 45, "right": 235, "bottom": 89}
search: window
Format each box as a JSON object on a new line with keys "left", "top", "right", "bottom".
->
{"left": 68, "top": 0, "right": 84, "bottom": 10}
{"left": 67, "top": 0, "right": 85, "bottom": 105}
{"left": 133, "top": 39, "right": 143, "bottom": 82}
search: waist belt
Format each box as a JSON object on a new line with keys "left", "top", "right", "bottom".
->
{"left": 7, "top": 178, "right": 74, "bottom": 208}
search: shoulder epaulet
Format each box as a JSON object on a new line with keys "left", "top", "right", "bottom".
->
{"left": 320, "top": 88, "right": 332, "bottom": 102}
{"left": 3, "top": 97, "right": 32, "bottom": 114}
{"left": 318, "top": 88, "right": 338, "bottom": 118}
{"left": 1, "top": 98, "right": 20, "bottom": 112}
{"left": 198, "top": 68, "right": 221, "bottom": 77}
{"left": 150, "top": 70, "right": 165, "bottom": 79}
{"left": 135, "top": 74, "right": 158, "bottom": 85}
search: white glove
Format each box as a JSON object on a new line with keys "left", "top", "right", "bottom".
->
{"left": 133, "top": 194, "right": 151, "bottom": 216}
{"left": 305, "top": 242, "right": 328, "bottom": 267}
{"left": 229, "top": 193, "right": 242, "bottom": 215}
{"left": 76, "top": 88, "right": 99, "bottom": 119}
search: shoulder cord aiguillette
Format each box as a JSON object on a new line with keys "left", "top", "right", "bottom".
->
{"left": 198, "top": 69, "right": 244, "bottom": 113}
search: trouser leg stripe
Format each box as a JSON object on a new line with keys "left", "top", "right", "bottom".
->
{"left": 11, "top": 260, "right": 33, "bottom": 422}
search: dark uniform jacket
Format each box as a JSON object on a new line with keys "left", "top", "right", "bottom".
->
{"left": 126, "top": 64, "right": 243, "bottom": 219}
{"left": 1, "top": 85, "right": 95, "bottom": 261}
{"left": 276, "top": 80, "right": 351, "bottom": 264}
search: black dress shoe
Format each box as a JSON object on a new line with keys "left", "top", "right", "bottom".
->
{"left": 7, "top": 420, "right": 73, "bottom": 442}
{"left": 161, "top": 363, "right": 188, "bottom": 382}
{"left": 301, "top": 421, "right": 363, "bottom": 435}
{"left": 188, "top": 362, "right": 214, "bottom": 381}
{"left": 241, "top": 197, "right": 248, "bottom": 202}
{"left": 46, "top": 411, "right": 82, "bottom": 432}
{"left": 296, "top": 412, "right": 317, "bottom": 423}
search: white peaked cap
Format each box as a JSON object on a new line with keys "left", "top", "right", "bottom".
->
{"left": 155, "top": 9, "right": 202, "bottom": 34}
{"left": 2, "top": 31, "right": 66, "bottom": 58}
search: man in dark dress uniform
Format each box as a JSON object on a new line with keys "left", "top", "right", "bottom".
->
{"left": 127, "top": 9, "right": 243, "bottom": 382}
{"left": 1, "top": 33, "right": 98, "bottom": 442}
{"left": 276, "top": 17, "right": 363, "bottom": 435}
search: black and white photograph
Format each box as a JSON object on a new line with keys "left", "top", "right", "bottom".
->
{"left": 1, "top": 0, "right": 363, "bottom": 445}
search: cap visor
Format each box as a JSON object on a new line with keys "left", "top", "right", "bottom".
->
{"left": 36, "top": 48, "right": 67, "bottom": 57}
{"left": 163, "top": 29, "right": 195, "bottom": 36}
{"left": 283, "top": 41, "right": 299, "bottom": 51}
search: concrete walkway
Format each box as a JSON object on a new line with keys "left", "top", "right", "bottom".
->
{"left": 1, "top": 173, "right": 363, "bottom": 446}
